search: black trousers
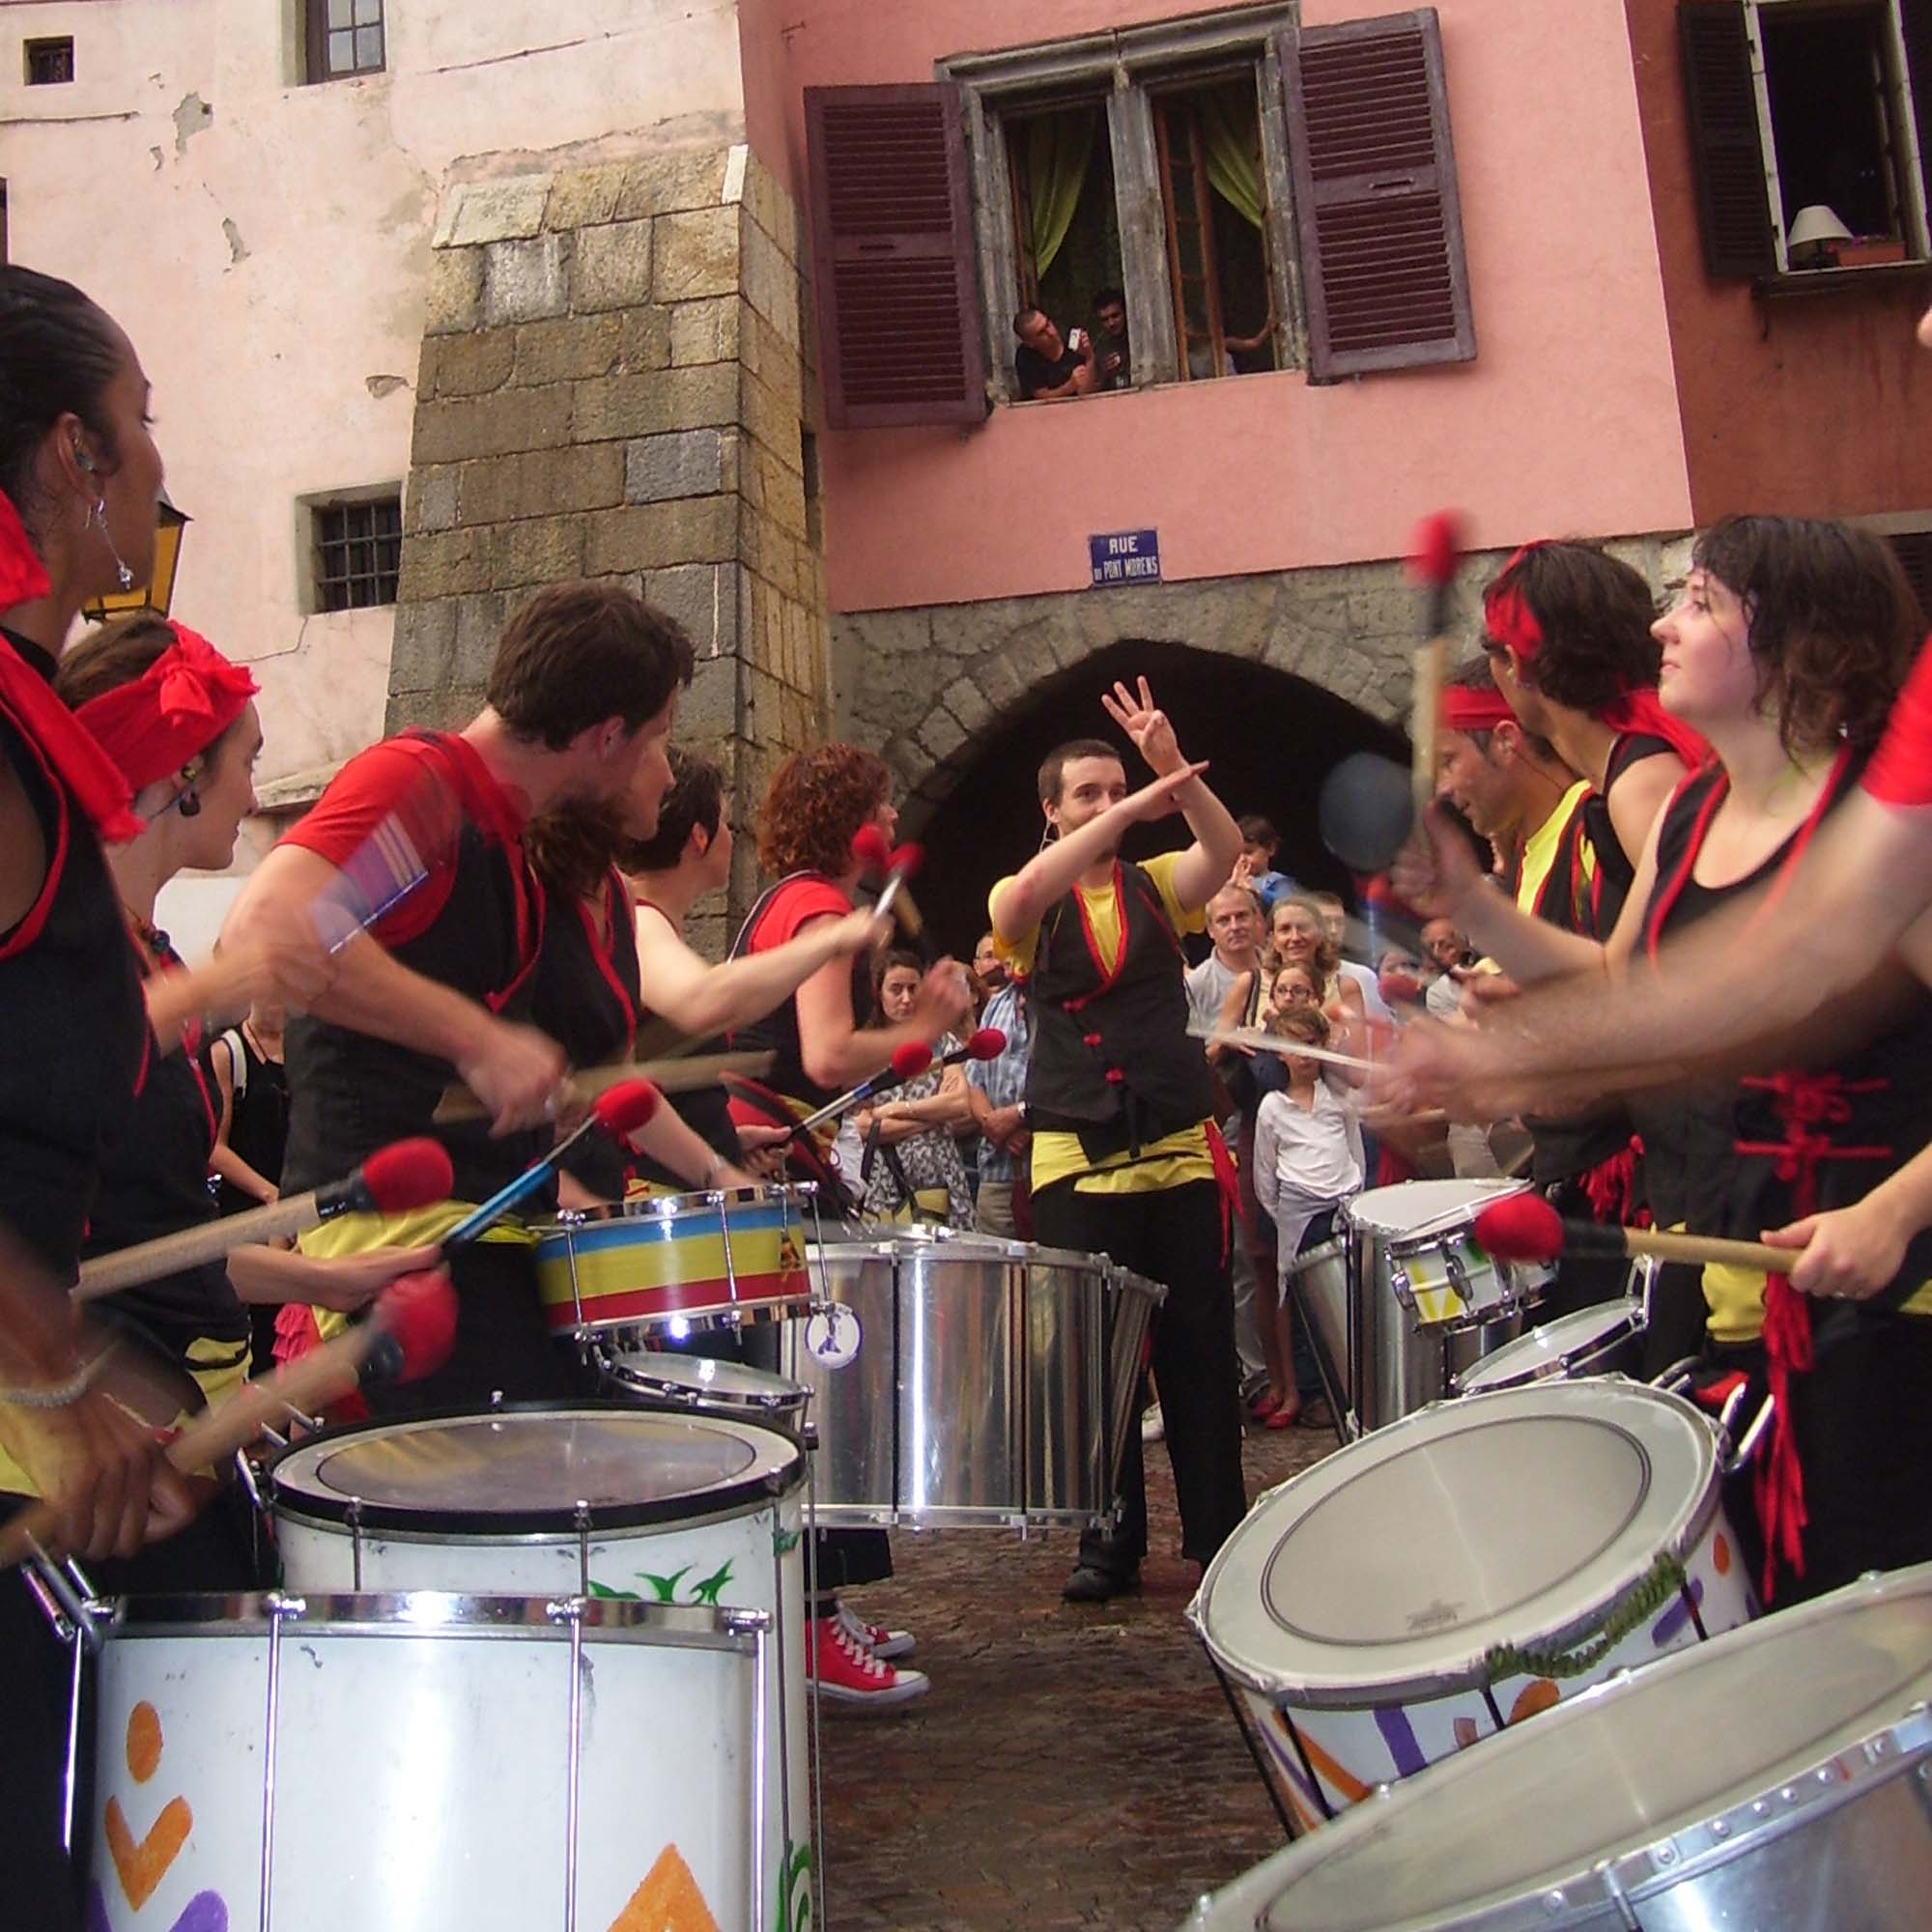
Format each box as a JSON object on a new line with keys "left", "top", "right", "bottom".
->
{"left": 1032, "top": 1178, "right": 1247, "bottom": 1574}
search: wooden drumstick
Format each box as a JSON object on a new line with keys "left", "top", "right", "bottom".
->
{"left": 1191, "top": 1023, "right": 1378, "bottom": 1074}
{"left": 1473, "top": 1194, "right": 1796, "bottom": 1274}
{"left": 0, "top": 1269, "right": 458, "bottom": 1572}
{"left": 430, "top": 1050, "right": 774, "bottom": 1126}
{"left": 1408, "top": 511, "right": 1463, "bottom": 824}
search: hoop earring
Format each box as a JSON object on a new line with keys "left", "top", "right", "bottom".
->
{"left": 93, "top": 498, "right": 134, "bottom": 591}
{"left": 177, "top": 788, "right": 202, "bottom": 819}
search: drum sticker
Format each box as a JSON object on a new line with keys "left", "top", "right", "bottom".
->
{"left": 90, "top": 1701, "right": 229, "bottom": 1931}
{"left": 608, "top": 1844, "right": 721, "bottom": 1932}
{"left": 804, "top": 1302, "right": 862, "bottom": 1369}
{"left": 585, "top": 1558, "right": 736, "bottom": 1606}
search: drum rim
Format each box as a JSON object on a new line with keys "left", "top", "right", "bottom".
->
{"left": 1346, "top": 1177, "right": 1530, "bottom": 1240}
{"left": 268, "top": 1400, "right": 804, "bottom": 1535}
{"left": 594, "top": 1348, "right": 810, "bottom": 1410}
{"left": 530, "top": 1190, "right": 805, "bottom": 1241}
{"left": 1452, "top": 1298, "right": 1645, "bottom": 1395}
{"left": 810, "top": 1228, "right": 1134, "bottom": 1277}
{"left": 1189, "top": 1379, "right": 1723, "bottom": 1702}
{"left": 1195, "top": 1565, "right": 1932, "bottom": 1932}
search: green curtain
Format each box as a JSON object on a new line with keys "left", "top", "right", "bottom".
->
{"left": 1202, "top": 86, "right": 1264, "bottom": 229}
{"left": 1027, "top": 111, "right": 1096, "bottom": 281}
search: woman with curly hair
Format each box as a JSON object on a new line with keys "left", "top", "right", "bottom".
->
{"left": 1397, "top": 514, "right": 1932, "bottom": 1605}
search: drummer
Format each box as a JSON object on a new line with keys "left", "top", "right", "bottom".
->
{"left": 223, "top": 581, "right": 693, "bottom": 1413}
{"left": 1398, "top": 517, "right": 1932, "bottom": 1602}
{"left": 987, "top": 677, "right": 1248, "bottom": 1605}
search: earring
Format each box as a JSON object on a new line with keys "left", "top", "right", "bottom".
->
{"left": 93, "top": 498, "right": 134, "bottom": 591}
{"left": 177, "top": 788, "right": 202, "bottom": 819}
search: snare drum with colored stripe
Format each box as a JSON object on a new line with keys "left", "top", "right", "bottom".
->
{"left": 532, "top": 1183, "right": 815, "bottom": 1337}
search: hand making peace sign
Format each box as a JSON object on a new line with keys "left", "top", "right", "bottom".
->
{"left": 1100, "top": 677, "right": 1184, "bottom": 778}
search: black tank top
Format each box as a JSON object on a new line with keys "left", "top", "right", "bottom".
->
{"left": 0, "top": 631, "right": 149, "bottom": 1280}
{"left": 214, "top": 1025, "right": 290, "bottom": 1217}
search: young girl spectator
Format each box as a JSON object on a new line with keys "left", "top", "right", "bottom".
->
{"left": 856, "top": 950, "right": 976, "bottom": 1227}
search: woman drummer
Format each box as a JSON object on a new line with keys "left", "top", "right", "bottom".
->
{"left": 1396, "top": 516, "right": 1932, "bottom": 1604}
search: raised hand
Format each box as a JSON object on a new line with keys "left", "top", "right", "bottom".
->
{"left": 1101, "top": 677, "right": 1184, "bottom": 777}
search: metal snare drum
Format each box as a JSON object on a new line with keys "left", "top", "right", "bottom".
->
{"left": 1188, "top": 1378, "right": 1755, "bottom": 1836}
{"left": 1453, "top": 1293, "right": 1647, "bottom": 1397}
{"left": 594, "top": 1344, "right": 813, "bottom": 1441}
{"left": 779, "top": 1226, "right": 1164, "bottom": 1528}
{"left": 269, "top": 1405, "right": 810, "bottom": 1909}
{"left": 82, "top": 1593, "right": 773, "bottom": 1932}
{"left": 531, "top": 1183, "right": 815, "bottom": 1339}
{"left": 1182, "top": 1563, "right": 1932, "bottom": 1930}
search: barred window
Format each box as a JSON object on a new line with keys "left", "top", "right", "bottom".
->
{"left": 312, "top": 497, "right": 401, "bottom": 611}
{"left": 307, "top": 0, "right": 385, "bottom": 84}
{"left": 25, "top": 38, "right": 75, "bottom": 86}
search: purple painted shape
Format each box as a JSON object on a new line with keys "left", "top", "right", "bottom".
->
{"left": 1651, "top": 1574, "right": 1705, "bottom": 1648}
{"left": 1374, "top": 1702, "right": 1430, "bottom": 1777}
{"left": 170, "top": 1894, "right": 228, "bottom": 1932}
{"left": 1261, "top": 1715, "right": 1324, "bottom": 1818}
{"left": 85, "top": 1882, "right": 113, "bottom": 1932}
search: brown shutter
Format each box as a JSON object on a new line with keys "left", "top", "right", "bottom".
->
{"left": 1899, "top": 0, "right": 1932, "bottom": 253}
{"left": 1887, "top": 531, "right": 1932, "bottom": 633}
{"left": 805, "top": 84, "right": 987, "bottom": 429}
{"left": 1677, "top": 2, "right": 1776, "bottom": 278}
{"left": 1279, "top": 9, "right": 1475, "bottom": 383}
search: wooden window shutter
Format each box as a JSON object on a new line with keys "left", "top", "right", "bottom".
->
{"left": 805, "top": 84, "right": 987, "bottom": 429}
{"left": 1887, "top": 531, "right": 1932, "bottom": 633}
{"left": 1899, "top": 0, "right": 1932, "bottom": 252}
{"left": 1677, "top": 2, "right": 1776, "bottom": 277}
{"left": 1279, "top": 9, "right": 1474, "bottom": 383}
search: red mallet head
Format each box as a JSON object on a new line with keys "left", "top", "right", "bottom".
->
{"left": 1406, "top": 510, "right": 1464, "bottom": 592}
{"left": 964, "top": 1027, "right": 1007, "bottom": 1062}
{"left": 888, "top": 1040, "right": 934, "bottom": 1082}
{"left": 365, "top": 1267, "right": 460, "bottom": 1385}
{"left": 591, "top": 1078, "right": 662, "bottom": 1140}
{"left": 1472, "top": 1191, "right": 1566, "bottom": 1265}
{"left": 851, "top": 825, "right": 893, "bottom": 873}
{"left": 887, "top": 841, "right": 924, "bottom": 879}
{"left": 354, "top": 1137, "right": 456, "bottom": 1216}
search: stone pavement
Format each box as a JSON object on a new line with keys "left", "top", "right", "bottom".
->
{"left": 817, "top": 1420, "right": 1335, "bottom": 1931}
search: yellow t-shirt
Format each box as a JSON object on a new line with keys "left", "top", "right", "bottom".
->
{"left": 990, "top": 852, "right": 1214, "bottom": 1195}
{"left": 1516, "top": 779, "right": 1595, "bottom": 921}
{"left": 298, "top": 1202, "right": 534, "bottom": 1346}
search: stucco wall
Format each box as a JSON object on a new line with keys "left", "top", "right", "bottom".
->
{"left": 2, "top": 0, "right": 745, "bottom": 794}
{"left": 1623, "top": 0, "right": 1932, "bottom": 525}
{"left": 735, "top": 0, "right": 1693, "bottom": 614}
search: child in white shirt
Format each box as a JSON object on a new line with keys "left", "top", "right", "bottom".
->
{"left": 1253, "top": 1005, "right": 1365, "bottom": 1273}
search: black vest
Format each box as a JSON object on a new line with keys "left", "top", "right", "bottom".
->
{"left": 1024, "top": 860, "right": 1213, "bottom": 1162}
{"left": 281, "top": 732, "right": 551, "bottom": 1205}
{"left": 0, "top": 637, "right": 149, "bottom": 1280}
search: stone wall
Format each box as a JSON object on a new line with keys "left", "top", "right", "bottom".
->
{"left": 835, "top": 533, "right": 1694, "bottom": 831}
{"left": 387, "top": 142, "right": 825, "bottom": 952}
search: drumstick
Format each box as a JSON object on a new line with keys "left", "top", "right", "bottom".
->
{"left": 1191, "top": 1024, "right": 1378, "bottom": 1074}
{"left": 430, "top": 1050, "right": 774, "bottom": 1125}
{"left": 787, "top": 1040, "right": 933, "bottom": 1139}
{"left": 440, "top": 1078, "right": 661, "bottom": 1247}
{"left": 1473, "top": 1193, "right": 1796, "bottom": 1275}
{"left": 1407, "top": 510, "right": 1463, "bottom": 824}
{"left": 852, "top": 826, "right": 925, "bottom": 938}
{"left": 0, "top": 1268, "right": 458, "bottom": 1572}
{"left": 73, "top": 1137, "right": 454, "bottom": 1301}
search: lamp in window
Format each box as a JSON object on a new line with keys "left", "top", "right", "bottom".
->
{"left": 1786, "top": 205, "right": 1853, "bottom": 270}
{"left": 80, "top": 492, "right": 190, "bottom": 623}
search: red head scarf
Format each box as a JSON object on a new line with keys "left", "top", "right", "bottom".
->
{"left": 1439, "top": 685, "right": 1517, "bottom": 735}
{"left": 0, "top": 489, "right": 144, "bottom": 842}
{"left": 73, "top": 622, "right": 258, "bottom": 794}
{"left": 1485, "top": 544, "right": 1712, "bottom": 769}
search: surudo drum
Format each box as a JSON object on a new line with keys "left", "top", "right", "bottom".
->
{"left": 532, "top": 1183, "right": 815, "bottom": 1338}
{"left": 1188, "top": 1379, "right": 1756, "bottom": 1835}
{"left": 1452, "top": 1293, "right": 1647, "bottom": 1397}
{"left": 1182, "top": 1562, "right": 1932, "bottom": 1930}
{"left": 779, "top": 1227, "right": 1164, "bottom": 1528}
{"left": 270, "top": 1406, "right": 810, "bottom": 1907}
{"left": 593, "top": 1344, "right": 813, "bottom": 1440}
{"left": 84, "top": 1594, "right": 777, "bottom": 1932}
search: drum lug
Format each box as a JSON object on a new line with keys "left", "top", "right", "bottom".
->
{"left": 22, "top": 1551, "right": 104, "bottom": 1652}
{"left": 1388, "top": 1264, "right": 1415, "bottom": 1313}
{"left": 347, "top": 1495, "right": 365, "bottom": 1592}
{"left": 575, "top": 1499, "right": 592, "bottom": 1598}
{"left": 1596, "top": 1858, "right": 1643, "bottom": 1931}
{"left": 1719, "top": 1393, "right": 1776, "bottom": 1477}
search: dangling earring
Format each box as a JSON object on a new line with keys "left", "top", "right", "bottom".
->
{"left": 177, "top": 788, "right": 202, "bottom": 819}
{"left": 93, "top": 498, "right": 134, "bottom": 590}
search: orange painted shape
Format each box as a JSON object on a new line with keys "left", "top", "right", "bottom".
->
{"left": 1714, "top": 1531, "right": 1732, "bottom": 1577}
{"left": 1290, "top": 1727, "right": 1375, "bottom": 1806}
{"left": 607, "top": 1842, "right": 721, "bottom": 1932}
{"left": 1508, "top": 1679, "right": 1562, "bottom": 1725}
{"left": 126, "top": 1702, "right": 163, "bottom": 1782}
{"left": 104, "top": 1794, "right": 193, "bottom": 1911}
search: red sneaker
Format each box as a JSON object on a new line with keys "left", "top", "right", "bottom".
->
{"left": 807, "top": 1614, "right": 929, "bottom": 1708}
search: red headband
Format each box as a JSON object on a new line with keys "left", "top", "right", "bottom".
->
{"left": 1439, "top": 686, "right": 1517, "bottom": 734}
{"left": 0, "top": 488, "right": 52, "bottom": 610}
{"left": 74, "top": 622, "right": 258, "bottom": 793}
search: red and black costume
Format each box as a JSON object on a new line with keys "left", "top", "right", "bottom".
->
{"left": 1646, "top": 753, "right": 1932, "bottom": 1602}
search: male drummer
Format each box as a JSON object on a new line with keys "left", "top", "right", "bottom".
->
{"left": 988, "top": 677, "right": 1247, "bottom": 1602}
{"left": 222, "top": 582, "right": 693, "bottom": 1409}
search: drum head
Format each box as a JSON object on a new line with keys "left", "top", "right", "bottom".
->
{"left": 1347, "top": 1178, "right": 1524, "bottom": 1238}
{"left": 270, "top": 1403, "right": 801, "bottom": 1535}
{"left": 850, "top": 1226, "right": 1104, "bottom": 1273}
{"left": 1193, "top": 1381, "right": 1719, "bottom": 1702}
{"left": 1216, "top": 1566, "right": 1932, "bottom": 1932}
{"left": 1456, "top": 1300, "right": 1641, "bottom": 1394}
{"left": 599, "top": 1350, "right": 807, "bottom": 1405}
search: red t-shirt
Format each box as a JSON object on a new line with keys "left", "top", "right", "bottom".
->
{"left": 1864, "top": 635, "right": 1932, "bottom": 807}
{"left": 747, "top": 874, "right": 853, "bottom": 952}
{"left": 280, "top": 732, "right": 528, "bottom": 947}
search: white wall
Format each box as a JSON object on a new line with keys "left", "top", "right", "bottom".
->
{"left": 3, "top": 0, "right": 746, "bottom": 798}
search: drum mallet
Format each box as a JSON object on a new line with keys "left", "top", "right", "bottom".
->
{"left": 0, "top": 1268, "right": 459, "bottom": 1573}
{"left": 1473, "top": 1194, "right": 1797, "bottom": 1275}
{"left": 783, "top": 1041, "right": 933, "bottom": 1142}
{"left": 940, "top": 1027, "right": 1007, "bottom": 1071}
{"left": 440, "top": 1077, "right": 662, "bottom": 1247}
{"left": 851, "top": 826, "right": 925, "bottom": 938}
{"left": 73, "top": 1137, "right": 456, "bottom": 1302}
{"left": 1406, "top": 509, "right": 1463, "bottom": 827}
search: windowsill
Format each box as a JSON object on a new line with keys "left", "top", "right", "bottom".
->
{"left": 1004, "top": 367, "right": 1294, "bottom": 407}
{"left": 1752, "top": 261, "right": 1932, "bottom": 298}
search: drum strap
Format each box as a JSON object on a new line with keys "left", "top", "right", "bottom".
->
{"left": 1482, "top": 1549, "right": 1688, "bottom": 1684}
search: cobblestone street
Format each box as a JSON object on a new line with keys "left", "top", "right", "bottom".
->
{"left": 818, "top": 1422, "right": 1333, "bottom": 1931}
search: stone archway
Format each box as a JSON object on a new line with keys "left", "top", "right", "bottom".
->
{"left": 895, "top": 639, "right": 1409, "bottom": 959}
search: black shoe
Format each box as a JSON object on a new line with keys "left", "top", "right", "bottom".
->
{"left": 1062, "top": 1563, "right": 1141, "bottom": 1604}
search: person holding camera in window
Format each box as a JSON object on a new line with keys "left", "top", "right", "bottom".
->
{"left": 1012, "top": 306, "right": 1096, "bottom": 400}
